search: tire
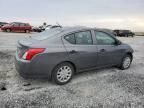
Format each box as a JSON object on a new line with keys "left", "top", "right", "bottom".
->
{"left": 25, "top": 30, "right": 30, "bottom": 33}
{"left": 52, "top": 62, "right": 74, "bottom": 85}
{"left": 6, "top": 29, "right": 11, "bottom": 32}
{"left": 119, "top": 55, "right": 132, "bottom": 70}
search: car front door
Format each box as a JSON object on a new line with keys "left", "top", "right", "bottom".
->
{"left": 19, "top": 23, "right": 25, "bottom": 32}
{"left": 63, "top": 30, "right": 98, "bottom": 71}
{"left": 94, "top": 30, "right": 123, "bottom": 67}
{"left": 13, "top": 23, "right": 20, "bottom": 32}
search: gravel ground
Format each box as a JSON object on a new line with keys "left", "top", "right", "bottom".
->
{"left": 0, "top": 32, "right": 144, "bottom": 108}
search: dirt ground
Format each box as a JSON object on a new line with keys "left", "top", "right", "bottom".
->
{"left": 0, "top": 32, "right": 144, "bottom": 108}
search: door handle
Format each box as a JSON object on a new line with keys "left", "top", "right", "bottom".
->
{"left": 100, "top": 49, "right": 105, "bottom": 52}
{"left": 69, "top": 50, "right": 77, "bottom": 54}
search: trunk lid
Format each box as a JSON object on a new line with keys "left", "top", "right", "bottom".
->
{"left": 17, "top": 37, "right": 39, "bottom": 58}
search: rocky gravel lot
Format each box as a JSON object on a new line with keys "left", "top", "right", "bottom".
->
{"left": 0, "top": 32, "right": 144, "bottom": 108}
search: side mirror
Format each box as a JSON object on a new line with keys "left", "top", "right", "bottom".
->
{"left": 115, "top": 40, "right": 121, "bottom": 45}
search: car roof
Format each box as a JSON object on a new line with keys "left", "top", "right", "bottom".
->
{"left": 59, "top": 26, "right": 91, "bottom": 32}
{"left": 53, "top": 26, "right": 114, "bottom": 35}
{"left": 55, "top": 26, "right": 106, "bottom": 33}
{"left": 32, "top": 26, "right": 116, "bottom": 41}
{"left": 11, "top": 22, "right": 28, "bottom": 24}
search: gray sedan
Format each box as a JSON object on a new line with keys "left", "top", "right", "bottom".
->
{"left": 15, "top": 27, "right": 134, "bottom": 85}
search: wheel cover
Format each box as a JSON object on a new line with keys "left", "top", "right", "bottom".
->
{"left": 56, "top": 66, "right": 72, "bottom": 82}
{"left": 7, "top": 29, "right": 10, "bottom": 32}
{"left": 26, "top": 30, "right": 29, "bottom": 33}
{"left": 123, "top": 57, "right": 131, "bottom": 69}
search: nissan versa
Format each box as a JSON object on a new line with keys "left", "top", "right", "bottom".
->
{"left": 15, "top": 27, "right": 134, "bottom": 85}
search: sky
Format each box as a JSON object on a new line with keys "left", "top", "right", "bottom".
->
{"left": 0, "top": 0, "right": 144, "bottom": 32}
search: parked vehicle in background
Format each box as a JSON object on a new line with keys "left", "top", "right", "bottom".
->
{"left": 15, "top": 27, "right": 134, "bottom": 85}
{"left": 102, "top": 29, "right": 117, "bottom": 36}
{"left": 33, "top": 25, "right": 62, "bottom": 32}
{"left": 1, "top": 22, "right": 32, "bottom": 33}
{"left": 47, "top": 25, "right": 62, "bottom": 29}
{"left": 0, "top": 22, "right": 8, "bottom": 28}
{"left": 134, "top": 32, "right": 144, "bottom": 36}
{"left": 114, "top": 30, "right": 135, "bottom": 37}
{"left": 32, "top": 26, "right": 45, "bottom": 32}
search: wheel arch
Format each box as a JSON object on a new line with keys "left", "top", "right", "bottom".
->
{"left": 6, "top": 28, "right": 11, "bottom": 32}
{"left": 25, "top": 29, "right": 30, "bottom": 33}
{"left": 50, "top": 61, "right": 77, "bottom": 80}
{"left": 119, "top": 51, "right": 133, "bottom": 70}
{"left": 126, "top": 52, "right": 133, "bottom": 60}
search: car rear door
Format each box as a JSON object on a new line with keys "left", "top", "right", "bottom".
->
{"left": 94, "top": 30, "right": 123, "bottom": 67}
{"left": 63, "top": 30, "right": 98, "bottom": 71}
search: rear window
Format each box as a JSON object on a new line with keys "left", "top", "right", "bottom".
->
{"left": 32, "top": 29, "right": 62, "bottom": 40}
{"left": 64, "top": 31, "right": 93, "bottom": 45}
{"left": 64, "top": 34, "right": 75, "bottom": 44}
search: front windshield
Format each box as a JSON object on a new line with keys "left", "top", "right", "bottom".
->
{"left": 32, "top": 29, "right": 62, "bottom": 40}
{"left": 9, "top": 23, "right": 14, "bottom": 26}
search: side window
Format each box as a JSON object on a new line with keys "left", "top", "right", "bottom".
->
{"left": 25, "top": 23, "right": 30, "bottom": 26}
{"left": 20, "top": 23, "right": 25, "bottom": 26}
{"left": 64, "top": 34, "right": 75, "bottom": 44}
{"left": 75, "top": 31, "right": 93, "bottom": 45}
{"left": 95, "top": 31, "right": 116, "bottom": 45}
{"left": 13, "top": 23, "right": 19, "bottom": 27}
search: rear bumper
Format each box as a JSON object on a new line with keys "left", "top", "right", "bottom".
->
{"left": 15, "top": 54, "right": 33, "bottom": 77}
{"left": 14, "top": 53, "right": 52, "bottom": 79}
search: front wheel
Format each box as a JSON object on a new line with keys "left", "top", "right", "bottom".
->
{"left": 52, "top": 62, "right": 74, "bottom": 85}
{"left": 120, "top": 55, "right": 132, "bottom": 70}
{"left": 6, "top": 29, "right": 11, "bottom": 32}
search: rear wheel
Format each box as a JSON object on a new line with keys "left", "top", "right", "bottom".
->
{"left": 52, "top": 62, "right": 74, "bottom": 85}
{"left": 25, "top": 30, "right": 30, "bottom": 33}
{"left": 120, "top": 55, "right": 132, "bottom": 70}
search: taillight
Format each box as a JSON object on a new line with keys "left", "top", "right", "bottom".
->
{"left": 22, "top": 48, "right": 45, "bottom": 60}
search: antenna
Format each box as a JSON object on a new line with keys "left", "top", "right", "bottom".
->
{"left": 56, "top": 22, "right": 62, "bottom": 27}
